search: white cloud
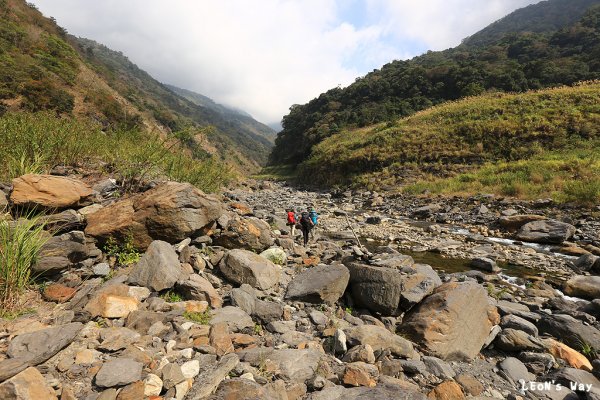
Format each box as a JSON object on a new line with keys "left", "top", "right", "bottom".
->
{"left": 30, "top": 0, "right": 538, "bottom": 125}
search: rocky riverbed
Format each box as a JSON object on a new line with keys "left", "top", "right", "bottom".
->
{"left": 1, "top": 174, "right": 600, "bottom": 400}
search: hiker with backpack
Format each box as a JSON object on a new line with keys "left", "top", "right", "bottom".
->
{"left": 299, "top": 210, "right": 314, "bottom": 246}
{"left": 286, "top": 208, "right": 297, "bottom": 237}
{"left": 309, "top": 207, "right": 319, "bottom": 239}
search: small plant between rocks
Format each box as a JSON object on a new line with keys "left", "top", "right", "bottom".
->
{"left": 183, "top": 310, "right": 211, "bottom": 325}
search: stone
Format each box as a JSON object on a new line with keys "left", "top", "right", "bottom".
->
{"left": 230, "top": 285, "right": 257, "bottom": 315}
{"left": 342, "top": 344, "right": 376, "bottom": 364}
{"left": 572, "top": 254, "right": 600, "bottom": 272}
{"left": 7, "top": 323, "right": 83, "bottom": 366}
{"left": 399, "top": 264, "right": 442, "bottom": 311}
{"left": 455, "top": 374, "right": 483, "bottom": 396}
{"left": 544, "top": 339, "right": 593, "bottom": 372}
{"left": 42, "top": 283, "right": 77, "bottom": 303}
{"left": 128, "top": 240, "right": 186, "bottom": 291}
{"left": 220, "top": 249, "right": 281, "bottom": 290}
{"left": 254, "top": 299, "right": 284, "bottom": 323}
{"left": 285, "top": 264, "right": 350, "bottom": 304}
{"left": 563, "top": 275, "right": 600, "bottom": 300}
{"left": 309, "top": 383, "right": 426, "bottom": 400}
{"left": 494, "top": 328, "right": 545, "bottom": 352}
{"left": 85, "top": 181, "right": 223, "bottom": 249}
{"left": 213, "top": 378, "right": 269, "bottom": 400}
{"left": 498, "top": 357, "right": 532, "bottom": 385}
{"left": 309, "top": 310, "right": 329, "bottom": 326}
{"left": 162, "top": 363, "right": 185, "bottom": 389}
{"left": 400, "top": 281, "right": 493, "bottom": 361}
{"left": 10, "top": 174, "right": 93, "bottom": 209}
{"left": 210, "top": 306, "right": 254, "bottom": 332}
{"left": 427, "top": 381, "right": 464, "bottom": 400}
{"left": 101, "top": 295, "right": 139, "bottom": 318}
{"left": 115, "top": 381, "right": 144, "bottom": 400}
{"left": 500, "top": 314, "right": 538, "bottom": 337}
{"left": 345, "top": 325, "right": 415, "bottom": 358}
{"left": 181, "top": 360, "right": 200, "bottom": 379}
{"left": 84, "top": 283, "right": 131, "bottom": 318}
{"left": 178, "top": 274, "right": 222, "bottom": 308}
{"left": 98, "top": 327, "right": 141, "bottom": 352}
{"left": 546, "top": 368, "right": 600, "bottom": 391}
{"left": 260, "top": 247, "right": 287, "bottom": 265}
{"left": 95, "top": 358, "right": 142, "bottom": 388}
{"left": 343, "top": 362, "right": 378, "bottom": 387}
{"left": 537, "top": 314, "right": 600, "bottom": 350}
{"left": 498, "top": 214, "right": 546, "bottom": 230}
{"left": 185, "top": 354, "right": 239, "bottom": 399}
{"left": 264, "top": 349, "right": 323, "bottom": 383}
{"left": 210, "top": 322, "right": 234, "bottom": 356}
{"left": 516, "top": 219, "right": 576, "bottom": 244}
{"left": 143, "top": 374, "right": 163, "bottom": 397}
{"left": 0, "top": 367, "right": 57, "bottom": 400}
{"left": 422, "top": 356, "right": 455, "bottom": 380}
{"left": 470, "top": 257, "right": 500, "bottom": 273}
{"left": 214, "top": 216, "right": 274, "bottom": 252}
{"left": 346, "top": 262, "right": 405, "bottom": 315}
{"left": 75, "top": 349, "right": 102, "bottom": 364}
{"left": 34, "top": 231, "right": 92, "bottom": 274}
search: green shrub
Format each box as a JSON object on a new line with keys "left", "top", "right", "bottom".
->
{"left": 0, "top": 216, "right": 48, "bottom": 311}
{"left": 183, "top": 310, "right": 212, "bottom": 325}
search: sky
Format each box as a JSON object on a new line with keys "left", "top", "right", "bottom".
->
{"left": 31, "top": 0, "right": 539, "bottom": 127}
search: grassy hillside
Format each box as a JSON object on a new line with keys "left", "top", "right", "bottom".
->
{"left": 269, "top": 0, "right": 600, "bottom": 167}
{"left": 0, "top": 0, "right": 269, "bottom": 174}
{"left": 297, "top": 82, "right": 600, "bottom": 202}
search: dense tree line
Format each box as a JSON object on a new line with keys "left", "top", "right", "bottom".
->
{"left": 269, "top": 3, "right": 600, "bottom": 166}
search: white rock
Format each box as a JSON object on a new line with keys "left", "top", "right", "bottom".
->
{"left": 181, "top": 360, "right": 200, "bottom": 379}
{"left": 175, "top": 379, "right": 192, "bottom": 400}
{"left": 144, "top": 373, "right": 163, "bottom": 396}
{"left": 128, "top": 286, "right": 151, "bottom": 301}
{"left": 166, "top": 339, "right": 177, "bottom": 354}
{"left": 179, "top": 348, "right": 194, "bottom": 359}
{"left": 181, "top": 322, "right": 195, "bottom": 330}
{"left": 240, "top": 372, "right": 255, "bottom": 381}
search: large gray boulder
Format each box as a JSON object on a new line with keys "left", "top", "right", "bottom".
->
{"left": 34, "top": 231, "right": 96, "bottom": 274}
{"left": 400, "top": 281, "right": 494, "bottom": 361}
{"left": 8, "top": 323, "right": 83, "bottom": 364}
{"left": 309, "top": 384, "right": 427, "bottom": 400}
{"left": 128, "top": 240, "right": 187, "bottom": 291}
{"left": 285, "top": 264, "right": 350, "bottom": 304}
{"left": 516, "top": 219, "right": 576, "bottom": 244}
{"left": 563, "top": 275, "right": 600, "bottom": 300}
{"left": 86, "top": 181, "right": 224, "bottom": 249}
{"left": 95, "top": 358, "right": 142, "bottom": 388}
{"left": 219, "top": 249, "right": 281, "bottom": 290}
{"left": 537, "top": 314, "right": 600, "bottom": 350}
{"left": 214, "top": 216, "right": 274, "bottom": 252}
{"left": 345, "top": 325, "right": 416, "bottom": 359}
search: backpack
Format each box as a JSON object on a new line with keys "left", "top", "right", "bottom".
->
{"left": 300, "top": 212, "right": 313, "bottom": 228}
{"left": 309, "top": 210, "right": 318, "bottom": 225}
{"left": 287, "top": 211, "right": 296, "bottom": 224}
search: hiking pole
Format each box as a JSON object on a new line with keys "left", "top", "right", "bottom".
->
{"left": 344, "top": 213, "right": 365, "bottom": 251}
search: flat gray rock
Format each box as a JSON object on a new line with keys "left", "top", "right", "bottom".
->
{"left": 128, "top": 240, "right": 186, "bottom": 291}
{"left": 95, "top": 358, "right": 142, "bottom": 388}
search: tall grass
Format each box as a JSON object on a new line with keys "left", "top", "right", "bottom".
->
{"left": 0, "top": 216, "right": 48, "bottom": 311}
{"left": 0, "top": 112, "right": 232, "bottom": 192}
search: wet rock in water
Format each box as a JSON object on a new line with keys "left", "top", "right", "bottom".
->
{"left": 537, "top": 314, "right": 600, "bottom": 350}
{"left": 470, "top": 257, "right": 500, "bottom": 273}
{"left": 345, "top": 325, "right": 415, "bottom": 359}
{"left": 214, "top": 216, "right": 274, "bottom": 252}
{"left": 10, "top": 174, "right": 93, "bottom": 210}
{"left": 563, "top": 275, "right": 600, "bottom": 300}
{"left": 400, "top": 281, "right": 493, "bottom": 361}
{"left": 285, "top": 264, "right": 350, "bottom": 304}
{"left": 85, "top": 181, "right": 223, "bottom": 249}
{"left": 516, "top": 219, "right": 576, "bottom": 244}
{"left": 219, "top": 249, "right": 281, "bottom": 290}
{"left": 128, "top": 240, "right": 186, "bottom": 292}
{"left": 0, "top": 367, "right": 57, "bottom": 400}
{"left": 95, "top": 358, "right": 142, "bottom": 388}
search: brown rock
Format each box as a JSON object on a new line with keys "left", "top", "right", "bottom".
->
{"left": 102, "top": 295, "right": 139, "bottom": 318}
{"left": 84, "top": 284, "right": 131, "bottom": 318}
{"left": 116, "top": 381, "right": 144, "bottom": 400}
{"left": 498, "top": 214, "right": 546, "bottom": 231}
{"left": 43, "top": 284, "right": 77, "bottom": 303}
{"left": 11, "top": 174, "right": 93, "bottom": 210}
{"left": 178, "top": 274, "right": 222, "bottom": 308}
{"left": 85, "top": 181, "right": 223, "bottom": 249}
{"left": 210, "top": 322, "right": 234, "bottom": 356}
{"left": 0, "top": 367, "right": 58, "bottom": 400}
{"left": 214, "top": 216, "right": 274, "bottom": 252}
{"left": 231, "top": 333, "right": 256, "bottom": 347}
{"left": 455, "top": 374, "right": 483, "bottom": 396}
{"left": 427, "top": 381, "right": 464, "bottom": 400}
{"left": 343, "top": 362, "right": 378, "bottom": 387}
{"left": 545, "top": 338, "right": 593, "bottom": 372}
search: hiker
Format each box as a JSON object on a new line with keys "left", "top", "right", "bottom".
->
{"left": 309, "top": 207, "right": 319, "bottom": 239}
{"left": 286, "top": 208, "right": 297, "bottom": 236}
{"left": 299, "top": 210, "right": 314, "bottom": 246}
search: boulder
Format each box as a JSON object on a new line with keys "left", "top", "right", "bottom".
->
{"left": 219, "top": 249, "right": 281, "bottom": 290}
{"left": 400, "top": 281, "right": 493, "bottom": 361}
{"left": 498, "top": 357, "right": 533, "bottom": 385}
{"left": 185, "top": 354, "right": 239, "bottom": 399}
{"left": 214, "top": 216, "right": 274, "bottom": 252}
{"left": 10, "top": 174, "right": 93, "bottom": 209}
{"left": 309, "top": 384, "right": 426, "bottom": 400}
{"left": 95, "top": 358, "right": 142, "bottom": 388}
{"left": 346, "top": 263, "right": 405, "bottom": 315}
{"left": 34, "top": 231, "right": 94, "bottom": 274}
{"left": 563, "top": 276, "right": 600, "bottom": 300}
{"left": 498, "top": 214, "right": 546, "bottom": 231}
{"left": 544, "top": 338, "right": 593, "bottom": 372}
{"left": 427, "top": 381, "right": 464, "bottom": 400}
{"left": 178, "top": 274, "right": 222, "bottom": 308}
{"left": 85, "top": 181, "right": 223, "bottom": 249}
{"left": 285, "top": 264, "right": 350, "bottom": 304}
{"left": 500, "top": 314, "right": 538, "bottom": 337}
{"left": 8, "top": 323, "right": 83, "bottom": 365}
{"left": 210, "top": 306, "right": 254, "bottom": 332}
{"left": 572, "top": 254, "right": 600, "bottom": 273}
{"left": 494, "top": 329, "right": 545, "bottom": 352}
{"left": 516, "top": 219, "right": 576, "bottom": 244}
{"left": 470, "top": 257, "right": 500, "bottom": 273}
{"left": 0, "top": 367, "right": 57, "bottom": 399}
{"left": 128, "top": 240, "right": 186, "bottom": 292}
{"left": 537, "top": 314, "right": 600, "bottom": 350}
{"left": 345, "top": 325, "right": 415, "bottom": 359}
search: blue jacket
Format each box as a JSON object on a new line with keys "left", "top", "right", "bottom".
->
{"left": 309, "top": 210, "right": 318, "bottom": 225}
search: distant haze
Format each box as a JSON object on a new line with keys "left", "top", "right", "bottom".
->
{"left": 31, "top": 0, "right": 538, "bottom": 126}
